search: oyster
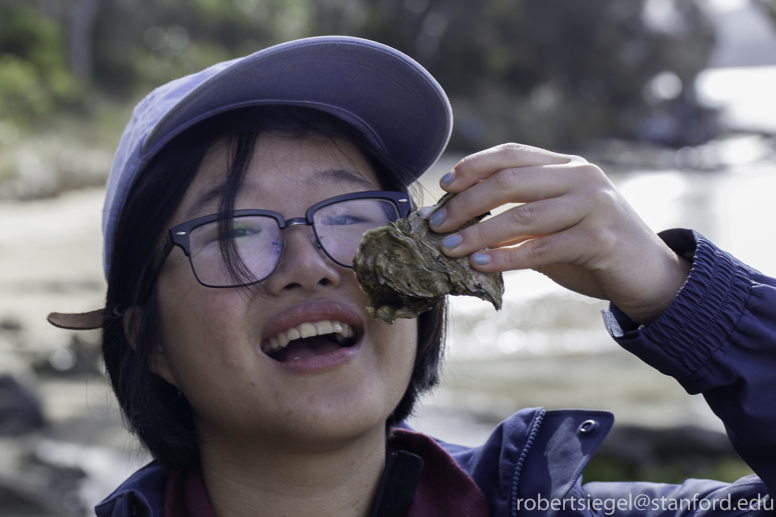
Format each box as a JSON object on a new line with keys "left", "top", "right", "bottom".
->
{"left": 353, "top": 194, "right": 504, "bottom": 323}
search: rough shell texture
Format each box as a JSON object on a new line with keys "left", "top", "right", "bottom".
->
{"left": 353, "top": 194, "right": 504, "bottom": 323}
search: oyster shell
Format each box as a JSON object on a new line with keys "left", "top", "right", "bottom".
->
{"left": 353, "top": 194, "right": 504, "bottom": 323}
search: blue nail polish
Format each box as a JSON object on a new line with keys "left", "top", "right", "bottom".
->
{"left": 442, "top": 234, "right": 462, "bottom": 249}
{"left": 441, "top": 171, "right": 455, "bottom": 186}
{"left": 473, "top": 253, "right": 491, "bottom": 265}
{"left": 431, "top": 209, "right": 446, "bottom": 227}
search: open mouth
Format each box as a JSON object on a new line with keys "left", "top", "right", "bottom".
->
{"left": 261, "top": 320, "right": 359, "bottom": 363}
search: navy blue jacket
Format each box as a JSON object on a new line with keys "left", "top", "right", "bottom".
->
{"left": 95, "top": 231, "right": 775, "bottom": 516}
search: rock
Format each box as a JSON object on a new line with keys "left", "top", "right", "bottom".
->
{"left": 32, "top": 335, "right": 102, "bottom": 377}
{"left": 585, "top": 425, "right": 750, "bottom": 482}
{"left": 0, "top": 374, "right": 45, "bottom": 436}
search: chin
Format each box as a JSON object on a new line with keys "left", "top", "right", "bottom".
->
{"left": 268, "top": 404, "right": 393, "bottom": 452}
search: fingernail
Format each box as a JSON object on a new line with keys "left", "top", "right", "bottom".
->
{"left": 441, "top": 171, "right": 455, "bottom": 186}
{"left": 442, "top": 234, "right": 462, "bottom": 249}
{"left": 473, "top": 253, "right": 491, "bottom": 265}
{"left": 431, "top": 208, "right": 446, "bottom": 227}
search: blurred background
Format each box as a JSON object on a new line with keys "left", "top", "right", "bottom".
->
{"left": 1, "top": 0, "right": 776, "bottom": 514}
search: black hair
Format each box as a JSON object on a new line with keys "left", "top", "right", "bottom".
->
{"left": 103, "top": 105, "right": 446, "bottom": 468}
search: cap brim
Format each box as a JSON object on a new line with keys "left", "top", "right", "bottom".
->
{"left": 47, "top": 309, "right": 104, "bottom": 330}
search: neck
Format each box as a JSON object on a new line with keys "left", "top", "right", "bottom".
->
{"left": 198, "top": 424, "right": 387, "bottom": 517}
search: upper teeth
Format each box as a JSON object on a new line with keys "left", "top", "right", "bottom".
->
{"left": 263, "top": 320, "right": 354, "bottom": 353}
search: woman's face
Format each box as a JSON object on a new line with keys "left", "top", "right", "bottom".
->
{"left": 152, "top": 133, "right": 417, "bottom": 451}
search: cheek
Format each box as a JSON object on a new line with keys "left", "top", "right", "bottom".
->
{"left": 397, "top": 319, "right": 419, "bottom": 371}
{"left": 154, "top": 272, "right": 256, "bottom": 387}
{"left": 158, "top": 251, "right": 233, "bottom": 337}
{"left": 372, "top": 318, "right": 418, "bottom": 397}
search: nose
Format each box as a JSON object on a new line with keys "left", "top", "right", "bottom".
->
{"left": 262, "top": 225, "right": 342, "bottom": 295}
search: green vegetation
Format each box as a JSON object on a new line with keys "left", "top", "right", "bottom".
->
{"left": 582, "top": 425, "right": 755, "bottom": 484}
{"left": 585, "top": 453, "right": 755, "bottom": 484}
{"left": 1, "top": 0, "right": 770, "bottom": 197}
{"left": 1, "top": 0, "right": 719, "bottom": 145}
{"left": 0, "top": 3, "right": 80, "bottom": 127}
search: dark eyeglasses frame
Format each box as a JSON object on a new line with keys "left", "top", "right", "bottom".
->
{"left": 150, "top": 190, "right": 412, "bottom": 289}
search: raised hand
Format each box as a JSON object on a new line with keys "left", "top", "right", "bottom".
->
{"left": 429, "top": 143, "right": 691, "bottom": 324}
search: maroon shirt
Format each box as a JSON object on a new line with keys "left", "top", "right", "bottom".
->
{"left": 164, "top": 429, "right": 490, "bottom": 517}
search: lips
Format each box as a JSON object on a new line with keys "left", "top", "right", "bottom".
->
{"left": 261, "top": 320, "right": 358, "bottom": 362}
{"left": 261, "top": 303, "right": 363, "bottom": 364}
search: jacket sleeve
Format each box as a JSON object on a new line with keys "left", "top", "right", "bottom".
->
{"left": 602, "top": 229, "right": 776, "bottom": 496}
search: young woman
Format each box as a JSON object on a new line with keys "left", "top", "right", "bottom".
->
{"left": 49, "top": 36, "right": 775, "bottom": 517}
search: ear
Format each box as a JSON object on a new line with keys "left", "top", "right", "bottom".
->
{"left": 123, "top": 306, "right": 143, "bottom": 350}
{"left": 148, "top": 346, "right": 180, "bottom": 389}
{"left": 123, "top": 307, "right": 180, "bottom": 389}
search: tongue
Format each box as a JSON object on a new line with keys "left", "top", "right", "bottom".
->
{"left": 273, "top": 336, "right": 342, "bottom": 363}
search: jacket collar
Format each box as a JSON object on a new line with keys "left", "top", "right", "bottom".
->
{"left": 514, "top": 409, "right": 615, "bottom": 517}
{"left": 94, "top": 408, "right": 614, "bottom": 517}
{"left": 95, "top": 461, "right": 168, "bottom": 517}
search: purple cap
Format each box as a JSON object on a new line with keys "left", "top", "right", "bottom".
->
{"left": 102, "top": 35, "right": 453, "bottom": 278}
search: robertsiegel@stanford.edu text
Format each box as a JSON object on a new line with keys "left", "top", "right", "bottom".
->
{"left": 515, "top": 493, "right": 773, "bottom": 515}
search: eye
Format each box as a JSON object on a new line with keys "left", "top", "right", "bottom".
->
{"left": 317, "top": 199, "right": 396, "bottom": 227}
{"left": 195, "top": 220, "right": 262, "bottom": 248}
{"left": 321, "top": 213, "right": 367, "bottom": 226}
{"left": 230, "top": 225, "right": 260, "bottom": 238}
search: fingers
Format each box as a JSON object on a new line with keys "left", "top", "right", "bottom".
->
{"left": 465, "top": 226, "right": 603, "bottom": 275}
{"left": 438, "top": 196, "right": 586, "bottom": 258}
{"left": 429, "top": 141, "right": 620, "bottom": 281}
{"left": 430, "top": 163, "right": 578, "bottom": 233}
{"left": 431, "top": 144, "right": 603, "bottom": 235}
{"left": 440, "top": 143, "right": 574, "bottom": 193}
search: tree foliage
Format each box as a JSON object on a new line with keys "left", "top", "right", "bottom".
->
{"left": 0, "top": 1, "right": 80, "bottom": 126}
{"left": 0, "top": 0, "right": 718, "bottom": 148}
{"left": 336, "top": 0, "right": 717, "bottom": 149}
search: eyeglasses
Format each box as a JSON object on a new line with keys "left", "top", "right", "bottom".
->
{"left": 152, "top": 191, "right": 412, "bottom": 288}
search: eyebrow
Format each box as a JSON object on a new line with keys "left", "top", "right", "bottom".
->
{"left": 184, "top": 184, "right": 229, "bottom": 221}
{"left": 183, "top": 168, "right": 378, "bottom": 220}
{"left": 308, "top": 168, "right": 377, "bottom": 190}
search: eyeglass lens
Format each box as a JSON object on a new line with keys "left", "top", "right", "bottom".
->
{"left": 187, "top": 198, "right": 400, "bottom": 287}
{"left": 312, "top": 198, "right": 398, "bottom": 266}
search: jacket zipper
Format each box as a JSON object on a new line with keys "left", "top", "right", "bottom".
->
{"left": 510, "top": 409, "right": 546, "bottom": 517}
